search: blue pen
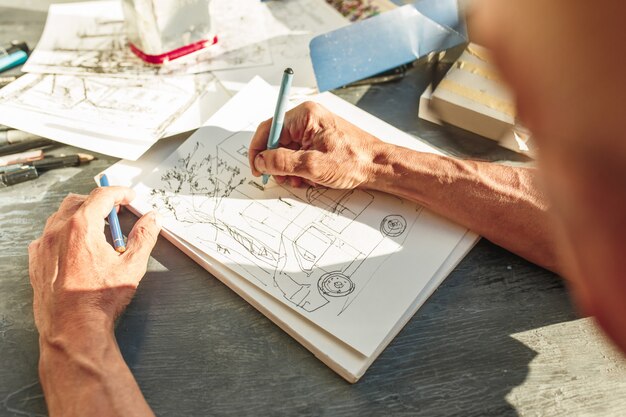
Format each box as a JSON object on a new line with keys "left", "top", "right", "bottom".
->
{"left": 99, "top": 174, "right": 126, "bottom": 253}
{"left": 262, "top": 68, "right": 294, "bottom": 185}
{"left": 0, "top": 41, "right": 29, "bottom": 74}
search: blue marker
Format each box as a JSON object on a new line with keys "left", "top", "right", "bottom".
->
{"left": 99, "top": 174, "right": 126, "bottom": 253}
{"left": 0, "top": 41, "right": 30, "bottom": 74}
{"left": 262, "top": 68, "right": 294, "bottom": 185}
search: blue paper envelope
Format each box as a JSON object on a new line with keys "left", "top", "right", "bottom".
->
{"left": 310, "top": 0, "right": 467, "bottom": 92}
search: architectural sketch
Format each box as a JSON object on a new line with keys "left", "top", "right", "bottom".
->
{"left": 0, "top": 72, "right": 216, "bottom": 142}
{"left": 23, "top": 0, "right": 273, "bottom": 77}
{"left": 125, "top": 78, "right": 474, "bottom": 355}
{"left": 142, "top": 124, "right": 422, "bottom": 318}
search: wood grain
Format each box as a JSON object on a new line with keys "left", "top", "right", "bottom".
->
{"left": 1, "top": 4, "right": 626, "bottom": 417}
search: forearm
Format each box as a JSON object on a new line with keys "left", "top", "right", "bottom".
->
{"left": 368, "top": 144, "right": 560, "bottom": 273}
{"left": 38, "top": 325, "right": 154, "bottom": 417}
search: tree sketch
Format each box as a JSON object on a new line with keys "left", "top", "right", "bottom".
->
{"left": 147, "top": 128, "right": 422, "bottom": 316}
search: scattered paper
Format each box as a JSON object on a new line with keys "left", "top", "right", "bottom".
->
{"left": 0, "top": 72, "right": 231, "bottom": 160}
{"left": 212, "top": 0, "right": 348, "bottom": 93}
{"left": 23, "top": 0, "right": 273, "bottom": 76}
{"left": 127, "top": 78, "right": 468, "bottom": 356}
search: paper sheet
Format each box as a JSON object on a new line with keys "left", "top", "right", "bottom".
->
{"left": 126, "top": 78, "right": 468, "bottom": 356}
{"left": 212, "top": 0, "right": 348, "bottom": 93}
{"left": 100, "top": 87, "right": 479, "bottom": 381}
{"left": 0, "top": 72, "right": 231, "bottom": 160}
{"left": 22, "top": 0, "right": 273, "bottom": 76}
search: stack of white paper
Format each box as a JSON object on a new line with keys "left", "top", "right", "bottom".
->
{"left": 101, "top": 78, "right": 478, "bottom": 382}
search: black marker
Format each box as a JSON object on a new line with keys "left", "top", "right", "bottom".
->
{"left": 0, "top": 165, "right": 38, "bottom": 187}
{"left": 31, "top": 153, "right": 95, "bottom": 171}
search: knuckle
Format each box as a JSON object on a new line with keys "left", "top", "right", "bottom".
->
{"left": 64, "top": 192, "right": 83, "bottom": 202}
{"left": 40, "top": 231, "right": 56, "bottom": 249}
{"left": 301, "top": 101, "right": 321, "bottom": 114}
{"left": 28, "top": 239, "right": 40, "bottom": 253}
{"left": 135, "top": 224, "right": 153, "bottom": 241}
{"left": 58, "top": 193, "right": 85, "bottom": 212}
{"left": 67, "top": 212, "right": 88, "bottom": 233}
{"left": 298, "top": 152, "right": 316, "bottom": 174}
{"left": 44, "top": 213, "right": 57, "bottom": 229}
{"left": 89, "top": 187, "right": 106, "bottom": 198}
{"left": 272, "top": 151, "right": 288, "bottom": 173}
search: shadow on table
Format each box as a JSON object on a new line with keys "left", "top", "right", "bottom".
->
{"left": 114, "top": 210, "right": 576, "bottom": 417}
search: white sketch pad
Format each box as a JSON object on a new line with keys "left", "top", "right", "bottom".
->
{"left": 124, "top": 78, "right": 472, "bottom": 357}
{"left": 22, "top": 0, "right": 273, "bottom": 76}
{"left": 102, "top": 142, "right": 476, "bottom": 383}
{"left": 0, "top": 73, "right": 231, "bottom": 160}
{"left": 101, "top": 79, "right": 478, "bottom": 381}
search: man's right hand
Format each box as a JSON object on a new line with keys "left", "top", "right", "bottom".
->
{"left": 248, "top": 101, "right": 392, "bottom": 190}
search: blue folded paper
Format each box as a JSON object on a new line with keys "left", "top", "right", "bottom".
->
{"left": 310, "top": 0, "right": 467, "bottom": 92}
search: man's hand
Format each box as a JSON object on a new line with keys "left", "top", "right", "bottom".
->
{"left": 249, "top": 101, "right": 390, "bottom": 189}
{"left": 29, "top": 186, "right": 159, "bottom": 417}
{"left": 29, "top": 186, "right": 161, "bottom": 341}
{"left": 248, "top": 99, "right": 558, "bottom": 274}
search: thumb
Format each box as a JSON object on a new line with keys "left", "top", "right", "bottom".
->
{"left": 123, "top": 210, "right": 162, "bottom": 263}
{"left": 254, "top": 148, "right": 316, "bottom": 180}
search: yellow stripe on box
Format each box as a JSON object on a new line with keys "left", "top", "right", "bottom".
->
{"left": 438, "top": 78, "right": 515, "bottom": 117}
{"left": 455, "top": 60, "right": 502, "bottom": 82}
{"left": 466, "top": 45, "right": 491, "bottom": 62}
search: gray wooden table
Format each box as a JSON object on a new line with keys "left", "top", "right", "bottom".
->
{"left": 2, "top": 5, "right": 626, "bottom": 417}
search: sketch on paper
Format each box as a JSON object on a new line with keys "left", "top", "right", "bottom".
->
{"left": 122, "top": 77, "right": 475, "bottom": 355}
{"left": 212, "top": 0, "right": 348, "bottom": 90}
{"left": 23, "top": 0, "right": 273, "bottom": 76}
{"left": 140, "top": 124, "right": 422, "bottom": 318}
{"left": 0, "top": 72, "right": 216, "bottom": 141}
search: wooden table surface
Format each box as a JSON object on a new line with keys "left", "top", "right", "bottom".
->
{"left": 1, "top": 4, "right": 626, "bottom": 417}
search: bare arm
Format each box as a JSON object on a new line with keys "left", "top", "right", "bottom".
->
{"left": 38, "top": 323, "right": 154, "bottom": 417}
{"left": 368, "top": 147, "right": 557, "bottom": 272}
{"left": 29, "top": 188, "right": 161, "bottom": 417}
{"left": 249, "top": 102, "right": 558, "bottom": 273}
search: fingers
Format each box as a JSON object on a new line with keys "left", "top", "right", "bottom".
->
{"left": 123, "top": 211, "right": 162, "bottom": 271}
{"left": 78, "top": 186, "right": 136, "bottom": 222}
{"left": 254, "top": 148, "right": 317, "bottom": 181}
{"left": 249, "top": 119, "right": 272, "bottom": 176}
{"left": 248, "top": 102, "right": 326, "bottom": 177}
{"left": 56, "top": 193, "right": 87, "bottom": 220}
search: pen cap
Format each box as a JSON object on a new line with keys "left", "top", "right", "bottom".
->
{"left": 0, "top": 166, "right": 37, "bottom": 187}
{"left": 122, "top": 0, "right": 215, "bottom": 63}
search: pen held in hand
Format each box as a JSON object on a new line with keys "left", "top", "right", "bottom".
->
{"left": 99, "top": 174, "right": 126, "bottom": 253}
{"left": 262, "top": 68, "right": 294, "bottom": 186}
